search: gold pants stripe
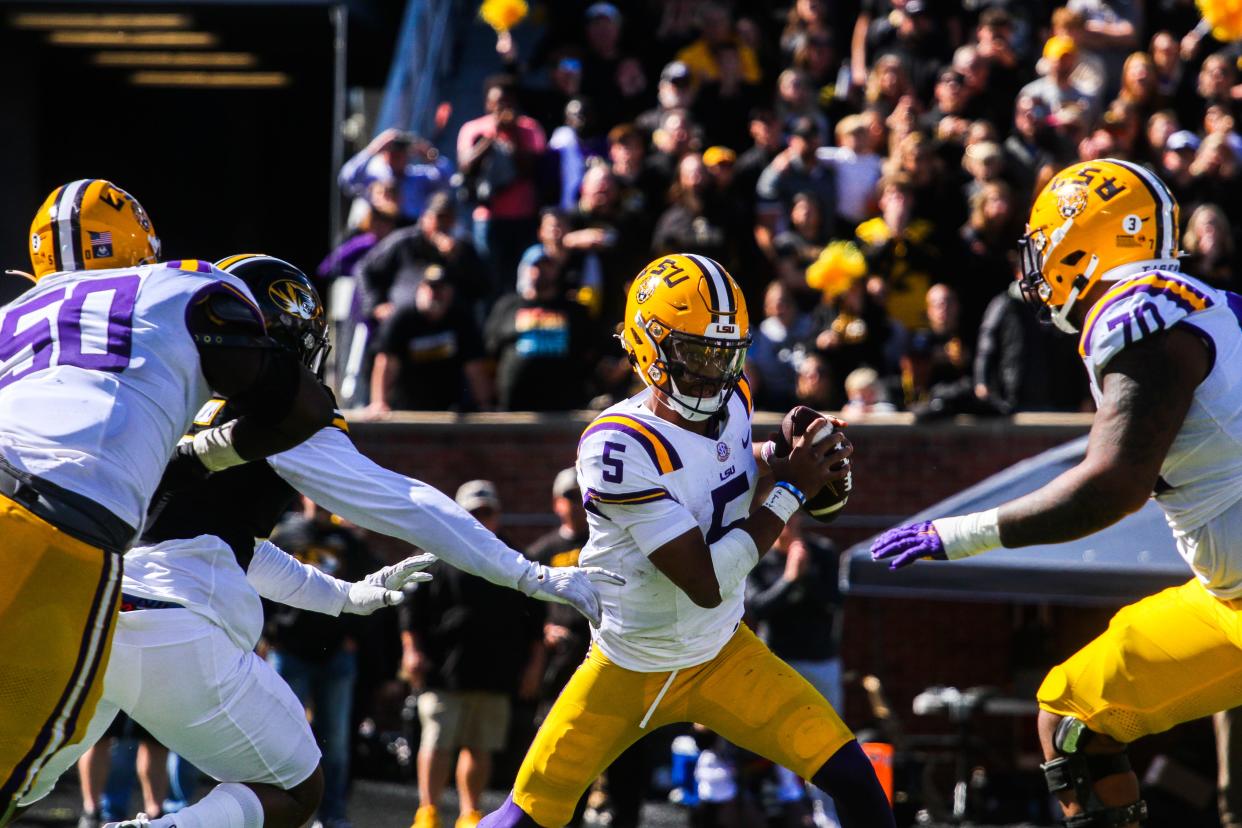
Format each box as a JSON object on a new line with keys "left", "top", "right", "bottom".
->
{"left": 0, "top": 493, "right": 121, "bottom": 824}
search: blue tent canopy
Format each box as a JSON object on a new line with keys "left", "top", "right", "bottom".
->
{"left": 842, "top": 437, "right": 1191, "bottom": 606}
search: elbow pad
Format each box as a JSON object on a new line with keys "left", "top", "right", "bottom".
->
{"left": 709, "top": 528, "right": 759, "bottom": 600}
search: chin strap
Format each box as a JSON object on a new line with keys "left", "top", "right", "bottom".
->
{"left": 1050, "top": 255, "right": 1100, "bottom": 334}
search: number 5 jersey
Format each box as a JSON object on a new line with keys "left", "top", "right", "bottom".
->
{"left": 0, "top": 260, "right": 262, "bottom": 532}
{"left": 1078, "top": 268, "right": 1242, "bottom": 596}
{"left": 576, "top": 379, "right": 757, "bottom": 672}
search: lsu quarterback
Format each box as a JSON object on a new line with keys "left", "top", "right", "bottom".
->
{"left": 479, "top": 254, "right": 895, "bottom": 828}
{"left": 871, "top": 158, "right": 1242, "bottom": 827}
{"left": 18, "top": 254, "right": 624, "bottom": 828}
{"left": 0, "top": 181, "right": 335, "bottom": 824}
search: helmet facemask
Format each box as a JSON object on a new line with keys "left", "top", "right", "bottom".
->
{"left": 1017, "top": 226, "right": 1098, "bottom": 335}
{"left": 635, "top": 315, "right": 749, "bottom": 421}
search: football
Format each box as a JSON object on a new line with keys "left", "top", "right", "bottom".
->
{"left": 771, "top": 405, "right": 852, "bottom": 523}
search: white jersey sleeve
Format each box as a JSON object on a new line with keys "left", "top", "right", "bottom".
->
{"left": 246, "top": 540, "right": 351, "bottom": 615}
{"left": 578, "top": 427, "right": 698, "bottom": 556}
{"left": 266, "top": 426, "right": 537, "bottom": 589}
{"left": 1080, "top": 271, "right": 1214, "bottom": 385}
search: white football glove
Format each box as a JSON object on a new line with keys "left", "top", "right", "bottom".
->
{"left": 342, "top": 553, "right": 436, "bottom": 615}
{"left": 517, "top": 563, "right": 626, "bottom": 627}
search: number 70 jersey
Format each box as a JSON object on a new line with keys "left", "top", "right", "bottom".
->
{"left": 0, "top": 261, "right": 261, "bottom": 532}
{"left": 1078, "top": 267, "right": 1242, "bottom": 537}
{"left": 575, "top": 382, "right": 757, "bottom": 672}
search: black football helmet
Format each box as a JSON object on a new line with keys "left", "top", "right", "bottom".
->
{"left": 214, "top": 254, "right": 330, "bottom": 376}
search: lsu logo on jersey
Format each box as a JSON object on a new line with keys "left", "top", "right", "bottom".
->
{"left": 268, "top": 279, "right": 321, "bottom": 321}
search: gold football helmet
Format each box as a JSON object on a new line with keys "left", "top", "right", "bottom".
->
{"left": 621, "top": 253, "right": 750, "bottom": 421}
{"left": 1018, "top": 158, "right": 1180, "bottom": 333}
{"left": 1018, "top": 159, "right": 1180, "bottom": 333}
{"left": 29, "top": 179, "right": 160, "bottom": 280}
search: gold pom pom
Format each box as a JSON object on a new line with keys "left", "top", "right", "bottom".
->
{"left": 806, "top": 241, "right": 867, "bottom": 302}
{"left": 1198, "top": 0, "right": 1242, "bottom": 42}
{"left": 480, "top": 0, "right": 528, "bottom": 33}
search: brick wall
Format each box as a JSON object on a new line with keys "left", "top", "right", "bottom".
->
{"left": 349, "top": 413, "right": 1112, "bottom": 765}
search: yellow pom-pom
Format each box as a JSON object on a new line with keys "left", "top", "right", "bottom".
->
{"left": 481, "top": 0, "right": 528, "bottom": 33}
{"left": 806, "top": 241, "right": 867, "bottom": 302}
{"left": 1199, "top": 0, "right": 1242, "bottom": 42}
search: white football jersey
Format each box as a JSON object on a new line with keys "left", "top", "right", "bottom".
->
{"left": 577, "top": 381, "right": 758, "bottom": 671}
{"left": 1079, "top": 268, "right": 1242, "bottom": 595}
{"left": 122, "top": 535, "right": 265, "bottom": 651}
{"left": 0, "top": 261, "right": 260, "bottom": 532}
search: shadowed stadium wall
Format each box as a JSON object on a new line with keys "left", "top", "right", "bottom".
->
{"left": 0, "top": 4, "right": 335, "bottom": 282}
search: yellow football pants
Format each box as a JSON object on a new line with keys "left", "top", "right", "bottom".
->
{"left": 1038, "top": 578, "right": 1242, "bottom": 744}
{"left": 0, "top": 493, "right": 121, "bottom": 825}
{"left": 512, "top": 624, "right": 854, "bottom": 827}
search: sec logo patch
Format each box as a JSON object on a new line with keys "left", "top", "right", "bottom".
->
{"left": 716, "top": 441, "right": 730, "bottom": 462}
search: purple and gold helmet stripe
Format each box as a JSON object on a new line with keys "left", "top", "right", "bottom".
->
{"left": 583, "top": 486, "right": 674, "bottom": 505}
{"left": 685, "top": 253, "right": 734, "bottom": 326}
{"left": 54, "top": 179, "right": 93, "bottom": 272}
{"left": 1079, "top": 273, "right": 1212, "bottom": 356}
{"left": 580, "top": 414, "right": 684, "bottom": 474}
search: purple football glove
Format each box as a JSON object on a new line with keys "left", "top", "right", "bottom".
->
{"left": 870, "top": 520, "right": 947, "bottom": 570}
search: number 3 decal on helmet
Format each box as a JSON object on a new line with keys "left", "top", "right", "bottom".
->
{"left": 621, "top": 253, "right": 751, "bottom": 422}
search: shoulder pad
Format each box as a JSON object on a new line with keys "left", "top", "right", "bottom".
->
{"left": 1080, "top": 272, "right": 1214, "bottom": 371}
{"left": 165, "top": 259, "right": 220, "bottom": 276}
{"left": 186, "top": 282, "right": 269, "bottom": 348}
{"left": 579, "top": 414, "right": 684, "bottom": 478}
{"left": 578, "top": 415, "right": 684, "bottom": 509}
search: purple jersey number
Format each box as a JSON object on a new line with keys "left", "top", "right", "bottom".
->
{"left": 707, "top": 472, "right": 750, "bottom": 543}
{"left": 0, "top": 274, "right": 140, "bottom": 391}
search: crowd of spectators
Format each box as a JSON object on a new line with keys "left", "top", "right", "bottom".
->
{"left": 325, "top": 0, "right": 1242, "bottom": 419}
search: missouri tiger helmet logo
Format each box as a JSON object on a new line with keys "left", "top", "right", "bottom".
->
{"left": 268, "top": 279, "right": 321, "bottom": 321}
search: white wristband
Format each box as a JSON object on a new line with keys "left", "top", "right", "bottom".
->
{"left": 931, "top": 508, "right": 1002, "bottom": 560}
{"left": 191, "top": 420, "right": 247, "bottom": 472}
{"left": 762, "top": 484, "right": 802, "bottom": 524}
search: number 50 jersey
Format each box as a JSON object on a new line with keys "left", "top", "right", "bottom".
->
{"left": 1079, "top": 268, "right": 1242, "bottom": 594}
{"left": 576, "top": 381, "right": 757, "bottom": 672}
{"left": 0, "top": 261, "right": 262, "bottom": 532}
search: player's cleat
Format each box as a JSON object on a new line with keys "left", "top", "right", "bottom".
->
{"left": 412, "top": 804, "right": 442, "bottom": 828}
{"left": 455, "top": 810, "right": 483, "bottom": 828}
{"left": 77, "top": 812, "right": 102, "bottom": 828}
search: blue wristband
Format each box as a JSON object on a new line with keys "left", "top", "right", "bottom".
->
{"left": 773, "top": 480, "right": 806, "bottom": 505}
